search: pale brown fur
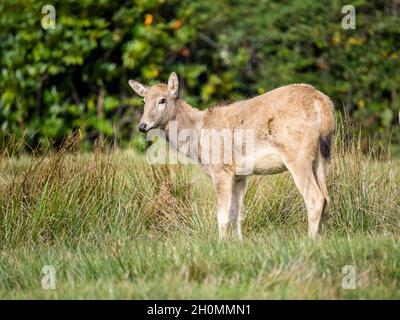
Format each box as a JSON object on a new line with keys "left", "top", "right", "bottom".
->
{"left": 129, "top": 73, "right": 335, "bottom": 240}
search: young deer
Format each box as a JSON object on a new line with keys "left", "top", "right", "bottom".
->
{"left": 129, "top": 72, "right": 335, "bottom": 240}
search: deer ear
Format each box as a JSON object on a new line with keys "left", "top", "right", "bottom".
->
{"left": 128, "top": 80, "right": 149, "bottom": 97}
{"left": 167, "top": 72, "right": 179, "bottom": 98}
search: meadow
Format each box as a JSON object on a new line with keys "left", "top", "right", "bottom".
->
{"left": 0, "top": 130, "right": 399, "bottom": 299}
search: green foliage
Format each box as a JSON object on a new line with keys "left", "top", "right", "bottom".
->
{"left": 0, "top": 0, "right": 399, "bottom": 151}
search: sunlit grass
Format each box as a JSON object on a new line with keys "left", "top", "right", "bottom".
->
{"left": 0, "top": 132, "right": 399, "bottom": 299}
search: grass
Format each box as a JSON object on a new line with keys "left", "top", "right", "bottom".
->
{"left": 0, "top": 134, "right": 399, "bottom": 299}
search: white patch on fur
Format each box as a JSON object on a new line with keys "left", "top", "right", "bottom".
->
{"left": 314, "top": 100, "right": 322, "bottom": 128}
{"left": 241, "top": 145, "right": 286, "bottom": 175}
{"left": 157, "top": 97, "right": 166, "bottom": 111}
{"left": 158, "top": 102, "right": 166, "bottom": 112}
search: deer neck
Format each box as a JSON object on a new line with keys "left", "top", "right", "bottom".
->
{"left": 164, "top": 99, "right": 204, "bottom": 159}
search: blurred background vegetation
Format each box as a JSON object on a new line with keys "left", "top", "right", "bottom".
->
{"left": 0, "top": 0, "right": 399, "bottom": 153}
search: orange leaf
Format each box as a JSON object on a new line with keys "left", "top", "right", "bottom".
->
{"left": 171, "top": 20, "right": 182, "bottom": 30}
{"left": 144, "top": 14, "right": 153, "bottom": 27}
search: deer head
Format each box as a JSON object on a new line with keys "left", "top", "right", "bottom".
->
{"left": 129, "top": 72, "right": 179, "bottom": 132}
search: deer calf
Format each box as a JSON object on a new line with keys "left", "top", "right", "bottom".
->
{"left": 129, "top": 72, "right": 335, "bottom": 240}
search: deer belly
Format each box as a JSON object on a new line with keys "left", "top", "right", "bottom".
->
{"left": 249, "top": 147, "right": 287, "bottom": 175}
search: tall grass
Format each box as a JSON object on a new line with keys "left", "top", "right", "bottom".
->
{"left": 0, "top": 126, "right": 399, "bottom": 299}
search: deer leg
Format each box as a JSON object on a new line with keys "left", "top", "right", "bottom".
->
{"left": 312, "top": 156, "right": 330, "bottom": 226}
{"left": 286, "top": 161, "right": 326, "bottom": 238}
{"left": 231, "top": 177, "right": 248, "bottom": 241}
{"left": 213, "top": 174, "right": 235, "bottom": 241}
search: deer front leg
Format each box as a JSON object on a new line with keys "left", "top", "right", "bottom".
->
{"left": 213, "top": 174, "right": 247, "bottom": 241}
{"left": 231, "top": 177, "right": 247, "bottom": 241}
{"left": 213, "top": 174, "right": 235, "bottom": 241}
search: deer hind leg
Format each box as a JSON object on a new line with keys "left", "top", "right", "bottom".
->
{"left": 286, "top": 160, "right": 326, "bottom": 238}
{"left": 313, "top": 156, "right": 330, "bottom": 225}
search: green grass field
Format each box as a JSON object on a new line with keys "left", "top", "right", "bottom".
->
{"left": 0, "top": 137, "right": 399, "bottom": 299}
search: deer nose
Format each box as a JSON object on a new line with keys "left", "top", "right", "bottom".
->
{"left": 138, "top": 123, "right": 147, "bottom": 132}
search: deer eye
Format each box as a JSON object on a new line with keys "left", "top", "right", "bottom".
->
{"left": 159, "top": 98, "right": 166, "bottom": 104}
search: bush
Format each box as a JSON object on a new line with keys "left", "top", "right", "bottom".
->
{"left": 0, "top": 0, "right": 399, "bottom": 152}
